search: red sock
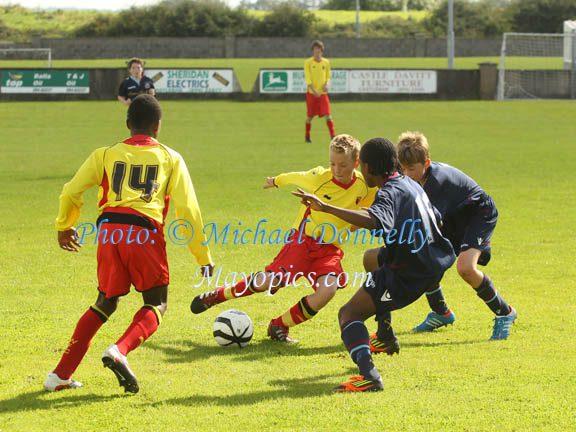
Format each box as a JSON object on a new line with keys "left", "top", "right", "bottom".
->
{"left": 327, "top": 120, "right": 335, "bottom": 138}
{"left": 305, "top": 123, "right": 311, "bottom": 139}
{"left": 115, "top": 306, "right": 161, "bottom": 356}
{"left": 53, "top": 307, "right": 107, "bottom": 380}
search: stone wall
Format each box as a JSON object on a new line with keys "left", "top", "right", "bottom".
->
{"left": 24, "top": 37, "right": 504, "bottom": 59}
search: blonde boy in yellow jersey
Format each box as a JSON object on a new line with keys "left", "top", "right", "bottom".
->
{"left": 191, "top": 134, "right": 375, "bottom": 343}
{"left": 44, "top": 95, "right": 214, "bottom": 394}
{"left": 304, "top": 40, "right": 335, "bottom": 143}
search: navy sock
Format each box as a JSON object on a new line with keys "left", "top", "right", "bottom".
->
{"left": 425, "top": 284, "right": 450, "bottom": 315}
{"left": 376, "top": 311, "right": 396, "bottom": 341}
{"left": 474, "top": 274, "right": 511, "bottom": 316}
{"left": 341, "top": 320, "right": 380, "bottom": 381}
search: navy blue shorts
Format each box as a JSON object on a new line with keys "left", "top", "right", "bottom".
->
{"left": 363, "top": 265, "right": 444, "bottom": 315}
{"left": 445, "top": 196, "right": 498, "bottom": 266}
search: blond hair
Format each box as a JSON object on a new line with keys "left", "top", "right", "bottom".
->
{"left": 397, "top": 131, "right": 430, "bottom": 165}
{"left": 330, "top": 134, "right": 361, "bottom": 161}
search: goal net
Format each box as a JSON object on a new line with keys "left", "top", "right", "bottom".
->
{"left": 497, "top": 32, "right": 574, "bottom": 100}
{"left": 0, "top": 48, "right": 52, "bottom": 67}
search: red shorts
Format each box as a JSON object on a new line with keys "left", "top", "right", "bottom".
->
{"left": 97, "top": 222, "right": 169, "bottom": 298}
{"left": 306, "top": 93, "right": 331, "bottom": 118}
{"left": 265, "top": 232, "right": 345, "bottom": 290}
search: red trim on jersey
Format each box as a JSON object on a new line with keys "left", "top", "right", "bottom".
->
{"left": 382, "top": 172, "right": 400, "bottom": 185}
{"left": 331, "top": 173, "right": 357, "bottom": 190}
{"left": 123, "top": 135, "right": 159, "bottom": 147}
{"left": 162, "top": 195, "right": 170, "bottom": 224}
{"left": 298, "top": 207, "right": 312, "bottom": 231}
{"left": 99, "top": 170, "right": 109, "bottom": 208}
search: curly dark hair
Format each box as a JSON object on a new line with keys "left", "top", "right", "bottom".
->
{"left": 360, "top": 137, "right": 401, "bottom": 177}
{"left": 127, "top": 94, "right": 162, "bottom": 130}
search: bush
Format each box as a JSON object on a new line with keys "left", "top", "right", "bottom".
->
{"left": 74, "top": 0, "right": 258, "bottom": 37}
{"left": 254, "top": 3, "right": 317, "bottom": 37}
{"left": 322, "top": 0, "right": 435, "bottom": 11}
{"left": 506, "top": 0, "right": 576, "bottom": 33}
{"left": 423, "top": 0, "right": 508, "bottom": 37}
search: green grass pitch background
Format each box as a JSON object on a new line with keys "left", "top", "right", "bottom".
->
{"left": 0, "top": 99, "right": 575, "bottom": 430}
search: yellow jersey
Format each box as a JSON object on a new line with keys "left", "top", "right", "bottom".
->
{"left": 304, "top": 57, "right": 331, "bottom": 95}
{"left": 55, "top": 134, "right": 212, "bottom": 266}
{"left": 275, "top": 166, "right": 376, "bottom": 248}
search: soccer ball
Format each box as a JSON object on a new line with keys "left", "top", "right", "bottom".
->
{"left": 213, "top": 309, "right": 254, "bottom": 348}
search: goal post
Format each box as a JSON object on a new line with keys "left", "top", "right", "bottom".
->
{"left": 497, "top": 32, "right": 573, "bottom": 100}
{"left": 0, "top": 48, "right": 52, "bottom": 67}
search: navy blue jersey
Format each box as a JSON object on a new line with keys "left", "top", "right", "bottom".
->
{"left": 367, "top": 175, "right": 455, "bottom": 299}
{"left": 424, "top": 162, "right": 489, "bottom": 219}
{"left": 424, "top": 162, "right": 497, "bottom": 263}
{"left": 118, "top": 75, "right": 155, "bottom": 101}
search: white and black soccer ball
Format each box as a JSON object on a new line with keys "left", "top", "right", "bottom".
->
{"left": 213, "top": 309, "right": 254, "bottom": 348}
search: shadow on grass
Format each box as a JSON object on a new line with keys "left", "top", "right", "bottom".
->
{"left": 144, "top": 338, "right": 345, "bottom": 364}
{"left": 400, "top": 338, "right": 488, "bottom": 349}
{"left": 0, "top": 391, "right": 126, "bottom": 414}
{"left": 149, "top": 374, "right": 344, "bottom": 407}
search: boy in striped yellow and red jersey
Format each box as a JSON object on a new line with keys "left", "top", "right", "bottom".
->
{"left": 191, "top": 134, "right": 376, "bottom": 344}
{"left": 304, "top": 40, "right": 335, "bottom": 143}
{"left": 44, "top": 95, "right": 214, "bottom": 394}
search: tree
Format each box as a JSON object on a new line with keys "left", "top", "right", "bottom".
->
{"left": 254, "top": 3, "right": 317, "bottom": 36}
{"left": 506, "top": 0, "right": 576, "bottom": 33}
{"left": 423, "top": 0, "right": 508, "bottom": 37}
{"left": 322, "top": 0, "right": 433, "bottom": 11}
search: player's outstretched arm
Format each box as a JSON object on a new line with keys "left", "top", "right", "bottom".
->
{"left": 292, "top": 188, "right": 378, "bottom": 230}
{"left": 58, "top": 228, "right": 81, "bottom": 252}
{"left": 263, "top": 177, "right": 277, "bottom": 189}
{"left": 117, "top": 95, "right": 130, "bottom": 105}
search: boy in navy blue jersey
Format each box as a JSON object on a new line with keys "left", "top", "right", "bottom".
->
{"left": 293, "top": 137, "right": 456, "bottom": 392}
{"left": 369, "top": 131, "right": 516, "bottom": 347}
{"left": 117, "top": 57, "right": 156, "bottom": 106}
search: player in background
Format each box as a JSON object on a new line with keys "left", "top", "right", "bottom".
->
{"left": 191, "top": 134, "right": 375, "bottom": 344}
{"left": 304, "top": 40, "right": 335, "bottom": 143}
{"left": 44, "top": 95, "right": 214, "bottom": 393}
{"left": 369, "top": 131, "right": 516, "bottom": 350}
{"left": 293, "top": 137, "right": 456, "bottom": 392}
{"left": 117, "top": 57, "right": 156, "bottom": 106}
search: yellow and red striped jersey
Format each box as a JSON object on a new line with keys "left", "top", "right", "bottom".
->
{"left": 304, "top": 57, "right": 331, "bottom": 95}
{"left": 55, "top": 135, "right": 212, "bottom": 265}
{"left": 275, "top": 166, "right": 376, "bottom": 248}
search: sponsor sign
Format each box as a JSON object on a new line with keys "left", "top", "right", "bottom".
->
{"left": 260, "top": 69, "right": 347, "bottom": 93}
{"left": 147, "top": 69, "right": 235, "bottom": 93}
{"left": 259, "top": 69, "right": 437, "bottom": 94}
{"left": 1, "top": 70, "right": 89, "bottom": 94}
{"left": 348, "top": 70, "right": 437, "bottom": 93}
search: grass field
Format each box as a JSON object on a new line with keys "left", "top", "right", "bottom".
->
{"left": 1, "top": 99, "right": 575, "bottom": 431}
{"left": 0, "top": 57, "right": 564, "bottom": 93}
{"left": 249, "top": 9, "right": 428, "bottom": 23}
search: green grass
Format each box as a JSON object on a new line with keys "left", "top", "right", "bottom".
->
{"left": 248, "top": 9, "right": 428, "bottom": 23}
{"left": 0, "top": 57, "right": 564, "bottom": 93}
{"left": 0, "top": 6, "right": 108, "bottom": 41}
{"left": 1, "top": 100, "right": 575, "bottom": 430}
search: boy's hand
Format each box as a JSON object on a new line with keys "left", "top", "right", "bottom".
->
{"left": 312, "top": 89, "right": 321, "bottom": 97}
{"left": 200, "top": 263, "right": 215, "bottom": 277}
{"left": 58, "top": 228, "right": 82, "bottom": 252}
{"left": 322, "top": 84, "right": 328, "bottom": 93}
{"left": 263, "top": 177, "right": 277, "bottom": 189}
{"left": 292, "top": 188, "right": 325, "bottom": 212}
